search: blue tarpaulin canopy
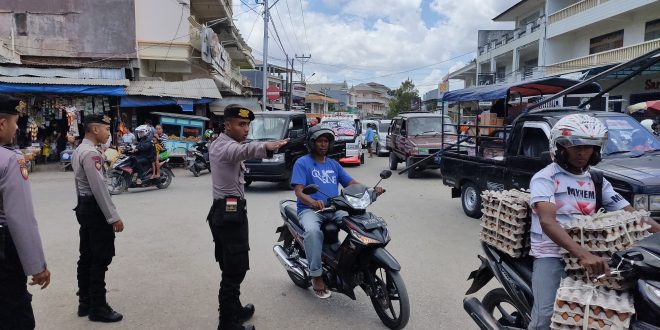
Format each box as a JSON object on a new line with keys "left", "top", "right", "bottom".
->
{"left": 0, "top": 83, "right": 126, "bottom": 96}
{"left": 442, "top": 77, "right": 602, "bottom": 102}
{"left": 119, "top": 96, "right": 214, "bottom": 111}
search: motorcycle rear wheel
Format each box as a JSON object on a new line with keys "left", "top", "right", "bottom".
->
{"left": 369, "top": 268, "right": 410, "bottom": 330}
{"left": 157, "top": 168, "right": 173, "bottom": 189}
{"left": 107, "top": 172, "right": 127, "bottom": 195}
{"left": 482, "top": 288, "right": 527, "bottom": 328}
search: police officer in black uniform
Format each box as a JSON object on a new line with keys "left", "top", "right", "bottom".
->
{"left": 0, "top": 95, "right": 51, "bottom": 330}
{"left": 208, "top": 106, "right": 288, "bottom": 330}
{"left": 72, "top": 114, "right": 124, "bottom": 323}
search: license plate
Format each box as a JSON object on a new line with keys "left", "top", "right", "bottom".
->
{"left": 361, "top": 216, "right": 386, "bottom": 229}
{"left": 346, "top": 143, "right": 358, "bottom": 150}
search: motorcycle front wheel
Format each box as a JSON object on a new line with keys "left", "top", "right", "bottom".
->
{"left": 157, "top": 168, "right": 173, "bottom": 189}
{"left": 369, "top": 267, "right": 410, "bottom": 330}
{"left": 107, "top": 172, "right": 127, "bottom": 195}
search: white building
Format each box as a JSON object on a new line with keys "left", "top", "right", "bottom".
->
{"left": 352, "top": 82, "right": 391, "bottom": 117}
{"left": 449, "top": 0, "right": 660, "bottom": 108}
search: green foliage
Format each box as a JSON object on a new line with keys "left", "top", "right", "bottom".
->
{"left": 387, "top": 79, "right": 419, "bottom": 118}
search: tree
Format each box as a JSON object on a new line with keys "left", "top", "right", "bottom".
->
{"left": 387, "top": 79, "right": 419, "bottom": 118}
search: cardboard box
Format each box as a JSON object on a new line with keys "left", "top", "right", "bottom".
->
{"left": 480, "top": 113, "right": 497, "bottom": 126}
{"left": 495, "top": 118, "right": 504, "bottom": 127}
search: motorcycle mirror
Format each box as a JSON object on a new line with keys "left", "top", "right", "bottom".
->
{"left": 380, "top": 170, "right": 392, "bottom": 179}
{"left": 302, "top": 184, "right": 320, "bottom": 195}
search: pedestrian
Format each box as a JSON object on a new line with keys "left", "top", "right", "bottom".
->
{"left": 72, "top": 114, "right": 125, "bottom": 323}
{"left": 208, "top": 105, "right": 288, "bottom": 330}
{"left": 0, "top": 95, "right": 51, "bottom": 330}
{"left": 365, "top": 123, "right": 375, "bottom": 158}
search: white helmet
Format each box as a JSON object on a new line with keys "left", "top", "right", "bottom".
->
{"left": 550, "top": 114, "right": 608, "bottom": 165}
{"left": 135, "top": 125, "right": 150, "bottom": 138}
{"left": 641, "top": 119, "right": 654, "bottom": 133}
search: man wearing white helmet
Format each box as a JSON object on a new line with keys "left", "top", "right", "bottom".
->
{"left": 528, "top": 114, "right": 659, "bottom": 329}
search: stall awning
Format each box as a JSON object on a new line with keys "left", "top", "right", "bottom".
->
{"left": 119, "top": 96, "right": 214, "bottom": 109}
{"left": 0, "top": 76, "right": 129, "bottom": 96}
{"left": 124, "top": 79, "right": 222, "bottom": 99}
{"left": 442, "top": 77, "right": 602, "bottom": 102}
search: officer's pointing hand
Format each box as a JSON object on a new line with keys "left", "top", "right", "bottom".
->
{"left": 113, "top": 219, "right": 124, "bottom": 233}
{"left": 265, "top": 139, "right": 289, "bottom": 151}
{"left": 30, "top": 268, "right": 51, "bottom": 289}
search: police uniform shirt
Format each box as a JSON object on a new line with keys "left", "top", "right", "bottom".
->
{"left": 0, "top": 146, "right": 47, "bottom": 276}
{"left": 72, "top": 139, "right": 120, "bottom": 223}
{"left": 209, "top": 133, "right": 268, "bottom": 200}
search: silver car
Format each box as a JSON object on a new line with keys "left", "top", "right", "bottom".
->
{"left": 374, "top": 119, "right": 391, "bottom": 156}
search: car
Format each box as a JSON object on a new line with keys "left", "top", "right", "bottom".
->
{"left": 360, "top": 119, "right": 377, "bottom": 148}
{"left": 321, "top": 114, "right": 364, "bottom": 165}
{"left": 386, "top": 111, "right": 455, "bottom": 178}
{"left": 244, "top": 111, "right": 309, "bottom": 189}
{"left": 374, "top": 119, "right": 391, "bottom": 157}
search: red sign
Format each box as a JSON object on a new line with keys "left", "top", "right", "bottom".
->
{"left": 267, "top": 86, "right": 281, "bottom": 101}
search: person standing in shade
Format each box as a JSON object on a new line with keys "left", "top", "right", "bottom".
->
{"left": 0, "top": 95, "right": 50, "bottom": 330}
{"left": 208, "top": 105, "right": 288, "bottom": 330}
{"left": 365, "top": 123, "right": 375, "bottom": 158}
{"left": 72, "top": 114, "right": 125, "bottom": 323}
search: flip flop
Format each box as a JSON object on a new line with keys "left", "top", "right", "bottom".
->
{"left": 313, "top": 288, "right": 331, "bottom": 299}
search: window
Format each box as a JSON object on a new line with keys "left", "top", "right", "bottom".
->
{"left": 518, "top": 127, "right": 548, "bottom": 158}
{"left": 589, "top": 30, "right": 623, "bottom": 54}
{"left": 645, "top": 19, "right": 660, "bottom": 41}
{"left": 14, "top": 13, "right": 27, "bottom": 36}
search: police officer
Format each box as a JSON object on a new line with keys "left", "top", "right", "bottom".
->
{"left": 208, "top": 105, "right": 287, "bottom": 330}
{"left": 72, "top": 114, "right": 124, "bottom": 323}
{"left": 0, "top": 95, "right": 50, "bottom": 330}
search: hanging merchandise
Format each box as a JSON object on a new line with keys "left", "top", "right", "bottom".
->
{"left": 27, "top": 118, "right": 38, "bottom": 142}
{"left": 66, "top": 106, "right": 80, "bottom": 137}
{"left": 103, "top": 97, "right": 110, "bottom": 112}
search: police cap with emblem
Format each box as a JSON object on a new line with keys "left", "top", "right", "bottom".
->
{"left": 0, "top": 95, "right": 21, "bottom": 115}
{"left": 224, "top": 105, "right": 255, "bottom": 121}
{"left": 83, "top": 114, "right": 112, "bottom": 126}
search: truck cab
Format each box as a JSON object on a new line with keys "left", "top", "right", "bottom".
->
{"left": 244, "top": 111, "right": 309, "bottom": 188}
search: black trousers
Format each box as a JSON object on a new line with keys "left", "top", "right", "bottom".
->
{"left": 75, "top": 198, "right": 115, "bottom": 306}
{"left": 0, "top": 230, "right": 35, "bottom": 330}
{"left": 207, "top": 199, "right": 250, "bottom": 325}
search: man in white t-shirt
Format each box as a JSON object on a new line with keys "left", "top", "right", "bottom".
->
{"left": 528, "top": 114, "right": 659, "bottom": 329}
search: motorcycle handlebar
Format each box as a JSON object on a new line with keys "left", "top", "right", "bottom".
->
{"left": 315, "top": 206, "right": 337, "bottom": 214}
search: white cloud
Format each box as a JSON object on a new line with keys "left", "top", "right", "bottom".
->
{"left": 234, "top": 0, "right": 518, "bottom": 94}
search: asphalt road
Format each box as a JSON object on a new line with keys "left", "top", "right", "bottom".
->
{"left": 29, "top": 155, "right": 487, "bottom": 330}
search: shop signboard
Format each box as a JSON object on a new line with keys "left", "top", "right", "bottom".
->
{"left": 201, "top": 27, "right": 230, "bottom": 75}
{"left": 292, "top": 83, "right": 307, "bottom": 98}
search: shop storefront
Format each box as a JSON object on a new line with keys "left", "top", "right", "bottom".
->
{"left": 0, "top": 76, "right": 127, "bottom": 171}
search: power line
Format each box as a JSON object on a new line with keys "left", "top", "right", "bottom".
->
{"left": 164, "top": 5, "right": 186, "bottom": 62}
{"left": 298, "top": 0, "right": 311, "bottom": 54}
{"left": 239, "top": 0, "right": 262, "bottom": 15}
{"left": 272, "top": 3, "right": 300, "bottom": 56}
{"left": 244, "top": 9, "right": 262, "bottom": 43}
{"left": 348, "top": 51, "right": 477, "bottom": 82}
{"left": 269, "top": 20, "right": 287, "bottom": 56}
{"left": 283, "top": 0, "right": 304, "bottom": 58}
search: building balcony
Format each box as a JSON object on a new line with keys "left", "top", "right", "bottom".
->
{"left": 477, "top": 17, "right": 543, "bottom": 58}
{"left": 357, "top": 97, "right": 389, "bottom": 105}
{"left": 190, "top": 0, "right": 232, "bottom": 23}
{"left": 546, "top": 38, "right": 660, "bottom": 76}
{"left": 548, "top": 0, "right": 599, "bottom": 25}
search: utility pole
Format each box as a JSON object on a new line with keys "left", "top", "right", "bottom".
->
{"left": 288, "top": 58, "right": 294, "bottom": 111}
{"left": 261, "top": 0, "right": 270, "bottom": 112}
{"left": 295, "top": 54, "right": 311, "bottom": 82}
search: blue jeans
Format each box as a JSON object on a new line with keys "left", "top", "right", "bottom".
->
{"left": 528, "top": 257, "right": 566, "bottom": 330}
{"left": 299, "top": 209, "right": 348, "bottom": 277}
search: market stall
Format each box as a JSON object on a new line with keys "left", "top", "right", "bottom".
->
{"left": 151, "top": 112, "right": 210, "bottom": 159}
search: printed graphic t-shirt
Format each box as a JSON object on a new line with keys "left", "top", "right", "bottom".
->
{"left": 529, "top": 163, "right": 629, "bottom": 258}
{"left": 291, "top": 154, "right": 353, "bottom": 213}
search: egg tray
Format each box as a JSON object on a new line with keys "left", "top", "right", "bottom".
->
{"left": 479, "top": 232, "right": 529, "bottom": 258}
{"left": 550, "top": 313, "right": 617, "bottom": 330}
{"left": 481, "top": 224, "right": 528, "bottom": 242}
{"left": 481, "top": 189, "right": 530, "bottom": 211}
{"left": 481, "top": 218, "right": 528, "bottom": 235}
{"left": 482, "top": 209, "right": 529, "bottom": 226}
{"left": 552, "top": 277, "right": 634, "bottom": 329}
{"left": 564, "top": 271, "right": 631, "bottom": 291}
{"left": 565, "top": 222, "right": 651, "bottom": 245}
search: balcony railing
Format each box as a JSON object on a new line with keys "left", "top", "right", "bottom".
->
{"left": 546, "top": 39, "right": 660, "bottom": 76}
{"left": 478, "top": 16, "right": 544, "bottom": 56}
{"left": 548, "top": 0, "right": 599, "bottom": 24}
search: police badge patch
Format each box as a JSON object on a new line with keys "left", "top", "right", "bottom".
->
{"left": 92, "top": 155, "right": 103, "bottom": 171}
{"left": 17, "top": 159, "right": 29, "bottom": 180}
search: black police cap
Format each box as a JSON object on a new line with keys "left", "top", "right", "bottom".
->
{"left": 224, "top": 105, "right": 255, "bottom": 121}
{"left": 0, "top": 95, "right": 21, "bottom": 115}
{"left": 84, "top": 114, "right": 112, "bottom": 126}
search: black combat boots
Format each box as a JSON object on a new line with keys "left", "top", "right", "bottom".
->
{"left": 88, "top": 297, "right": 123, "bottom": 323}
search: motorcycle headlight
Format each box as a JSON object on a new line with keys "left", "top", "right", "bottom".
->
{"left": 644, "top": 282, "right": 660, "bottom": 306}
{"left": 634, "top": 194, "right": 649, "bottom": 211}
{"left": 344, "top": 192, "right": 371, "bottom": 209}
{"left": 262, "top": 153, "right": 285, "bottom": 163}
{"left": 649, "top": 195, "right": 660, "bottom": 211}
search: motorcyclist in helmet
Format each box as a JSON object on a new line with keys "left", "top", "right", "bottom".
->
{"left": 133, "top": 125, "right": 156, "bottom": 184}
{"left": 290, "top": 125, "right": 385, "bottom": 299}
{"left": 528, "top": 114, "right": 660, "bottom": 329}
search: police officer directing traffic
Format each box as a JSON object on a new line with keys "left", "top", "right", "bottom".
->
{"left": 208, "top": 105, "right": 287, "bottom": 330}
{"left": 0, "top": 96, "right": 50, "bottom": 330}
{"left": 72, "top": 114, "right": 124, "bottom": 323}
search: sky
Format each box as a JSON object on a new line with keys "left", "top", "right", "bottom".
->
{"left": 233, "top": 0, "right": 520, "bottom": 94}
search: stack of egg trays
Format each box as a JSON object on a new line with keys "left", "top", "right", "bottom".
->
{"left": 479, "top": 189, "right": 531, "bottom": 258}
{"left": 559, "top": 210, "right": 651, "bottom": 289}
{"left": 551, "top": 277, "right": 634, "bottom": 329}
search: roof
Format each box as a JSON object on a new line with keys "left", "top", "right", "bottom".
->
{"left": 150, "top": 112, "right": 210, "bottom": 121}
{"left": 442, "top": 78, "right": 602, "bottom": 102}
{"left": 493, "top": 0, "right": 543, "bottom": 22}
{"left": 448, "top": 62, "right": 477, "bottom": 79}
{"left": 306, "top": 94, "right": 339, "bottom": 103}
{"left": 394, "top": 111, "right": 445, "bottom": 118}
{"left": 125, "top": 79, "right": 221, "bottom": 99}
{"left": 0, "top": 76, "right": 129, "bottom": 86}
{"left": 253, "top": 110, "right": 306, "bottom": 116}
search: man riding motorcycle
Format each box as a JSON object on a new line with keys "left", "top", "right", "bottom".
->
{"left": 290, "top": 125, "right": 385, "bottom": 299}
{"left": 133, "top": 125, "right": 156, "bottom": 183}
{"left": 528, "top": 114, "right": 660, "bottom": 329}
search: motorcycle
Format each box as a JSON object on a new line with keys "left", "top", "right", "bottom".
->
{"left": 463, "top": 233, "right": 660, "bottom": 329}
{"left": 273, "top": 170, "right": 410, "bottom": 330}
{"left": 106, "top": 147, "right": 174, "bottom": 195}
{"left": 187, "top": 141, "right": 210, "bottom": 177}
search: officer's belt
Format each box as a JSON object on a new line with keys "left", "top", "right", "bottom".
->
{"left": 77, "top": 195, "right": 96, "bottom": 203}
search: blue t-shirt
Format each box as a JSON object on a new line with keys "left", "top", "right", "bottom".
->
{"left": 365, "top": 127, "right": 375, "bottom": 142}
{"left": 291, "top": 154, "right": 353, "bottom": 213}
